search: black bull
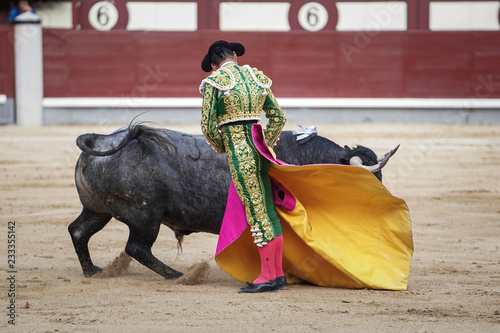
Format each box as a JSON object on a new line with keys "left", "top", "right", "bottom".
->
{"left": 69, "top": 125, "right": 398, "bottom": 279}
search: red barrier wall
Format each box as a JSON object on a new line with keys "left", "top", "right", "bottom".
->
{"left": 0, "top": 25, "right": 15, "bottom": 98}
{"left": 42, "top": 29, "right": 500, "bottom": 99}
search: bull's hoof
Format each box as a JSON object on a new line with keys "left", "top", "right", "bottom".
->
{"left": 83, "top": 265, "right": 103, "bottom": 277}
{"left": 166, "top": 271, "right": 184, "bottom": 280}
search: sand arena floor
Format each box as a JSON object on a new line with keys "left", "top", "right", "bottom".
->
{"left": 0, "top": 122, "right": 499, "bottom": 332}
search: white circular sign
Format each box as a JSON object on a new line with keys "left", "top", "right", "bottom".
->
{"left": 88, "top": 1, "right": 119, "bottom": 31}
{"left": 298, "top": 2, "right": 329, "bottom": 32}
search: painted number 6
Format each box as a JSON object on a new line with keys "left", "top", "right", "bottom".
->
{"left": 88, "top": 1, "right": 119, "bottom": 31}
{"left": 298, "top": 2, "right": 329, "bottom": 32}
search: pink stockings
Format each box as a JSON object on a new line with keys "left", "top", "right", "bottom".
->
{"left": 253, "top": 235, "right": 284, "bottom": 284}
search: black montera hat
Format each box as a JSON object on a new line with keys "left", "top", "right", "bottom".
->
{"left": 201, "top": 40, "right": 245, "bottom": 72}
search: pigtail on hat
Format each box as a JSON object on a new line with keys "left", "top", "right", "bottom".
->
{"left": 201, "top": 54, "right": 212, "bottom": 72}
{"left": 229, "top": 42, "right": 245, "bottom": 57}
{"left": 201, "top": 40, "right": 245, "bottom": 72}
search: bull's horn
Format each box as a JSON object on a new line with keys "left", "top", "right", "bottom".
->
{"left": 377, "top": 144, "right": 400, "bottom": 162}
{"left": 350, "top": 144, "right": 400, "bottom": 173}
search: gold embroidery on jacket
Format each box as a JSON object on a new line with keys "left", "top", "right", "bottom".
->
{"left": 221, "top": 125, "right": 275, "bottom": 243}
{"left": 200, "top": 62, "right": 286, "bottom": 151}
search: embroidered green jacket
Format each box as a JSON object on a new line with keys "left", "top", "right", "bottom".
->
{"left": 200, "top": 62, "right": 286, "bottom": 153}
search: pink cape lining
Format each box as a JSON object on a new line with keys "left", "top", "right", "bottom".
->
{"left": 215, "top": 125, "right": 295, "bottom": 256}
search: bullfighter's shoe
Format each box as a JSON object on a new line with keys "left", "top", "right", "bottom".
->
{"left": 275, "top": 275, "right": 287, "bottom": 290}
{"left": 238, "top": 279, "right": 280, "bottom": 293}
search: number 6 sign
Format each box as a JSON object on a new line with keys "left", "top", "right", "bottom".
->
{"left": 76, "top": 0, "right": 128, "bottom": 31}
{"left": 289, "top": 0, "right": 337, "bottom": 31}
{"left": 88, "top": 1, "right": 119, "bottom": 31}
{"left": 298, "top": 2, "right": 329, "bottom": 31}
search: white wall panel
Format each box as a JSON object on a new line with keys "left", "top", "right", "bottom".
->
{"left": 126, "top": 2, "right": 197, "bottom": 31}
{"left": 219, "top": 2, "right": 291, "bottom": 31}
{"left": 34, "top": 2, "right": 73, "bottom": 29}
{"left": 430, "top": 1, "right": 500, "bottom": 31}
{"left": 336, "top": 1, "right": 407, "bottom": 31}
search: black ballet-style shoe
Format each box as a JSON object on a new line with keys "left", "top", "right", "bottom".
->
{"left": 237, "top": 279, "right": 280, "bottom": 293}
{"left": 275, "top": 275, "right": 287, "bottom": 290}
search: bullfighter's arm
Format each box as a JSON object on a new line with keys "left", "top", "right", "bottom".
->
{"left": 262, "top": 88, "right": 286, "bottom": 147}
{"left": 201, "top": 84, "right": 225, "bottom": 153}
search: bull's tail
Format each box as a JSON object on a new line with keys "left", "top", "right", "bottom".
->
{"left": 76, "top": 123, "right": 177, "bottom": 156}
{"left": 76, "top": 127, "right": 136, "bottom": 156}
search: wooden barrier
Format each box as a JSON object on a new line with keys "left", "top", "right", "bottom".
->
{"left": 42, "top": 30, "right": 500, "bottom": 99}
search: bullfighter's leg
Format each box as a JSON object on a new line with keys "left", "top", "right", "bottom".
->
{"left": 68, "top": 208, "right": 112, "bottom": 277}
{"left": 125, "top": 221, "right": 183, "bottom": 279}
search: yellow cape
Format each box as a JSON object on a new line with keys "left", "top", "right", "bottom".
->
{"left": 215, "top": 127, "right": 413, "bottom": 290}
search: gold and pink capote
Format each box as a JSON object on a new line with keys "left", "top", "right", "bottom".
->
{"left": 215, "top": 124, "right": 414, "bottom": 290}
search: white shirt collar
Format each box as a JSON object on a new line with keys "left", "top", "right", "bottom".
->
{"left": 220, "top": 61, "right": 235, "bottom": 68}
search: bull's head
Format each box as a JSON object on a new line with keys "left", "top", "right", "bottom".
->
{"left": 341, "top": 145, "right": 400, "bottom": 181}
